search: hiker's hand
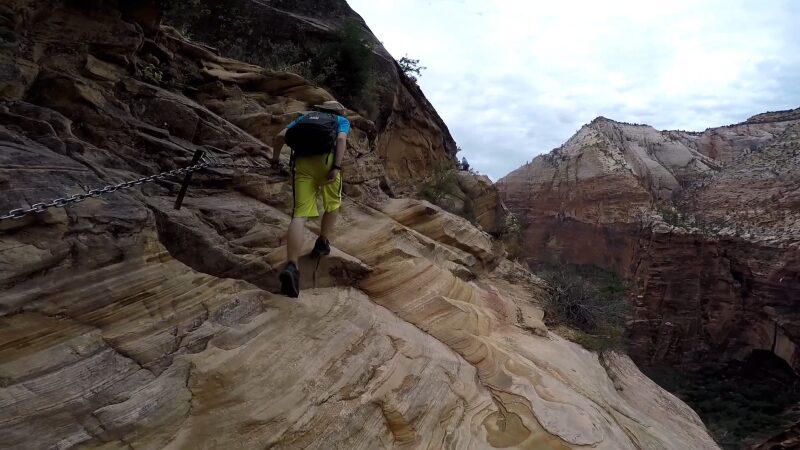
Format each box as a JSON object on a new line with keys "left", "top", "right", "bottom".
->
{"left": 326, "top": 168, "right": 340, "bottom": 183}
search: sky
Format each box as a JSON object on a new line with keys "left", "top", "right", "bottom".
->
{"left": 346, "top": 0, "right": 800, "bottom": 180}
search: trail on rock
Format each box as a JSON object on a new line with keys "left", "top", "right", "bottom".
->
{"left": 1, "top": 1, "right": 719, "bottom": 449}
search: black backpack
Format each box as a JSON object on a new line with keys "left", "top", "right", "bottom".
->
{"left": 285, "top": 112, "right": 338, "bottom": 157}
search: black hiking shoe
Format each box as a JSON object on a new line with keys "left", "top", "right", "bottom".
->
{"left": 279, "top": 262, "right": 300, "bottom": 298}
{"left": 310, "top": 236, "right": 330, "bottom": 257}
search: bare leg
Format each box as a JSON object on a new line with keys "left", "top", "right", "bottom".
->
{"left": 286, "top": 217, "right": 306, "bottom": 264}
{"left": 320, "top": 208, "right": 339, "bottom": 240}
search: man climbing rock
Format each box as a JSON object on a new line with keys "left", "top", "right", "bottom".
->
{"left": 271, "top": 101, "right": 349, "bottom": 298}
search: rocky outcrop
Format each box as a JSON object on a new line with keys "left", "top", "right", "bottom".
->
{"left": 158, "top": 0, "right": 499, "bottom": 225}
{"left": 414, "top": 169, "right": 510, "bottom": 235}
{"left": 498, "top": 111, "right": 800, "bottom": 371}
{"left": 0, "top": 1, "right": 721, "bottom": 448}
{"left": 161, "top": 0, "right": 458, "bottom": 183}
{"left": 753, "top": 421, "right": 800, "bottom": 450}
{"left": 452, "top": 171, "right": 510, "bottom": 235}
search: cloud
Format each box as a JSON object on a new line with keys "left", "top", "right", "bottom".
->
{"left": 348, "top": 0, "right": 800, "bottom": 180}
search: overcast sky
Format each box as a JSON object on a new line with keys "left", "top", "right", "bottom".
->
{"left": 347, "top": 0, "right": 800, "bottom": 180}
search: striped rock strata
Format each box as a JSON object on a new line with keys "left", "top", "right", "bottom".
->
{"left": 0, "top": 1, "right": 717, "bottom": 449}
{"left": 498, "top": 113, "right": 800, "bottom": 370}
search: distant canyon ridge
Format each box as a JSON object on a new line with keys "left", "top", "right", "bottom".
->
{"left": 498, "top": 109, "right": 800, "bottom": 371}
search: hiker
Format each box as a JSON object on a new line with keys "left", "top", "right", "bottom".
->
{"left": 271, "top": 101, "right": 349, "bottom": 298}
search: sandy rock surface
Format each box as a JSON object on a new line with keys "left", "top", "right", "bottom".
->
{"left": 0, "top": 1, "right": 718, "bottom": 449}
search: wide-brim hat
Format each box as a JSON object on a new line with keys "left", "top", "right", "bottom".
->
{"left": 314, "top": 100, "right": 346, "bottom": 114}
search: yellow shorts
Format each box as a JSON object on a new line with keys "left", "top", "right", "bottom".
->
{"left": 292, "top": 153, "right": 342, "bottom": 218}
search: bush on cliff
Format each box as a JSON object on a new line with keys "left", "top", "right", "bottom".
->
{"left": 162, "top": 2, "right": 378, "bottom": 116}
{"left": 644, "top": 360, "right": 800, "bottom": 449}
{"left": 420, "top": 165, "right": 460, "bottom": 204}
{"left": 537, "top": 264, "right": 630, "bottom": 352}
{"left": 496, "top": 214, "right": 525, "bottom": 261}
{"left": 313, "top": 22, "right": 377, "bottom": 116}
{"left": 419, "top": 163, "right": 478, "bottom": 224}
{"left": 397, "top": 54, "right": 426, "bottom": 82}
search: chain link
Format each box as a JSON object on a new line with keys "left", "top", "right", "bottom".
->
{"left": 0, "top": 161, "right": 209, "bottom": 221}
{"left": 210, "top": 162, "right": 271, "bottom": 170}
{"left": 206, "top": 156, "right": 272, "bottom": 171}
{"left": 2, "top": 155, "right": 274, "bottom": 222}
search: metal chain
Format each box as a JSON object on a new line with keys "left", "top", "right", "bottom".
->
{"left": 210, "top": 162, "right": 272, "bottom": 170}
{"left": 206, "top": 156, "right": 272, "bottom": 171}
{"left": 2, "top": 155, "right": 275, "bottom": 222}
{"left": 0, "top": 161, "right": 209, "bottom": 221}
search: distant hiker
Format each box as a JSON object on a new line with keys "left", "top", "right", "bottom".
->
{"left": 271, "top": 101, "right": 349, "bottom": 298}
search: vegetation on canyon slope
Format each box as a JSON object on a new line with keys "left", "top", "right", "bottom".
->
{"left": 419, "top": 164, "right": 477, "bottom": 224}
{"left": 536, "top": 263, "right": 630, "bottom": 352}
{"left": 645, "top": 355, "right": 800, "bottom": 449}
{"left": 535, "top": 262, "right": 800, "bottom": 448}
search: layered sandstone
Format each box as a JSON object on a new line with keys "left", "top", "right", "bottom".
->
{"left": 498, "top": 110, "right": 800, "bottom": 370}
{"left": 161, "top": 0, "right": 458, "bottom": 183}
{"left": 160, "top": 0, "right": 510, "bottom": 232}
{"left": 0, "top": 1, "right": 721, "bottom": 448}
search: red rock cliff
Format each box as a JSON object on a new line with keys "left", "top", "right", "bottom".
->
{"left": 498, "top": 112, "right": 800, "bottom": 370}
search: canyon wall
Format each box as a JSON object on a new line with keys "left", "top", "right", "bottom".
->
{"left": 161, "top": 0, "right": 458, "bottom": 182}
{"left": 498, "top": 112, "right": 800, "bottom": 370}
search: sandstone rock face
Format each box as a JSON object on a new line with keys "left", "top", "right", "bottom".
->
{"left": 162, "top": 0, "right": 458, "bottom": 184}
{"left": 498, "top": 111, "right": 800, "bottom": 370}
{"left": 0, "top": 2, "right": 718, "bottom": 449}
{"left": 413, "top": 169, "right": 509, "bottom": 235}
{"left": 450, "top": 171, "right": 509, "bottom": 235}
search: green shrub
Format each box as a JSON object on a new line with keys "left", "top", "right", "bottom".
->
{"left": 495, "top": 214, "right": 525, "bottom": 261}
{"left": 161, "top": 0, "right": 213, "bottom": 37}
{"left": 644, "top": 362, "right": 800, "bottom": 449}
{"left": 140, "top": 62, "right": 163, "bottom": 85}
{"left": 419, "top": 164, "right": 461, "bottom": 206}
{"left": 502, "top": 239, "right": 525, "bottom": 262}
{"left": 462, "top": 195, "right": 476, "bottom": 223}
{"left": 417, "top": 163, "right": 487, "bottom": 225}
{"left": 537, "top": 263, "right": 630, "bottom": 352}
{"left": 397, "top": 55, "right": 426, "bottom": 81}
{"left": 656, "top": 203, "right": 691, "bottom": 228}
{"left": 571, "top": 328, "right": 626, "bottom": 353}
{"left": 314, "top": 22, "right": 377, "bottom": 116}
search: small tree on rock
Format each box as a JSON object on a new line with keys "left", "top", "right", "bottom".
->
{"left": 397, "top": 55, "right": 426, "bottom": 81}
